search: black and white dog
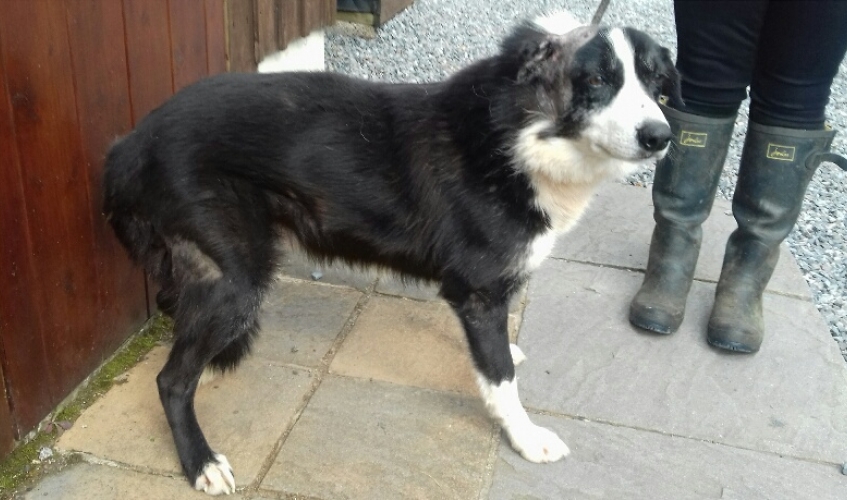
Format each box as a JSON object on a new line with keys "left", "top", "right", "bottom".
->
{"left": 103, "top": 11, "right": 678, "bottom": 495}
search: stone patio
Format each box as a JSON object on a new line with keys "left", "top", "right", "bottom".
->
{"left": 25, "top": 183, "right": 847, "bottom": 499}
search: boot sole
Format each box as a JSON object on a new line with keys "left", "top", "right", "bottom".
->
{"left": 628, "top": 314, "right": 675, "bottom": 335}
{"left": 707, "top": 336, "right": 758, "bottom": 353}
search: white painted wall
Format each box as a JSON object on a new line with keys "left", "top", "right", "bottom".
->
{"left": 257, "top": 30, "right": 325, "bottom": 73}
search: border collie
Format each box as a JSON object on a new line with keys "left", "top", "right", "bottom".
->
{"left": 103, "top": 11, "right": 678, "bottom": 495}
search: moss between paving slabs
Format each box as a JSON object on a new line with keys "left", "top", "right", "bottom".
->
{"left": 0, "top": 313, "right": 173, "bottom": 498}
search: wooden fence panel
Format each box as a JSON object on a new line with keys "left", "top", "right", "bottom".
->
{"left": 228, "top": 0, "right": 336, "bottom": 72}
{"left": 0, "top": 0, "right": 234, "bottom": 446}
{"left": 170, "top": 1, "right": 211, "bottom": 91}
{"left": 123, "top": 0, "right": 174, "bottom": 122}
{"left": 0, "top": 17, "right": 55, "bottom": 437}
{"left": 257, "top": 0, "right": 279, "bottom": 64}
{"left": 206, "top": 0, "right": 229, "bottom": 74}
{"left": 0, "top": 0, "right": 332, "bottom": 458}
{"left": 1, "top": 0, "right": 105, "bottom": 426}
{"left": 0, "top": 365, "right": 13, "bottom": 457}
{"left": 278, "top": 0, "right": 303, "bottom": 48}
{"left": 65, "top": 0, "right": 149, "bottom": 377}
{"left": 226, "top": 0, "right": 257, "bottom": 72}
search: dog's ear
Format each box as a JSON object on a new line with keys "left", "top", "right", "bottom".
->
{"left": 658, "top": 47, "right": 682, "bottom": 105}
{"left": 517, "top": 38, "right": 563, "bottom": 85}
{"left": 502, "top": 23, "right": 565, "bottom": 87}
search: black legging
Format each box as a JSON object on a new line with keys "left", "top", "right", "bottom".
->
{"left": 673, "top": 0, "right": 847, "bottom": 129}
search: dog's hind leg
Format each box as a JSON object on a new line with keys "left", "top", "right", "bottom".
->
{"left": 157, "top": 273, "right": 263, "bottom": 495}
{"left": 443, "top": 277, "right": 569, "bottom": 463}
{"left": 155, "top": 222, "right": 274, "bottom": 494}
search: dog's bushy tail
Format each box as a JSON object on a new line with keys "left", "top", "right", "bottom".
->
{"left": 102, "top": 133, "right": 166, "bottom": 279}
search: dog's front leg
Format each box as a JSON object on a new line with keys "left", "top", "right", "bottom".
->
{"left": 446, "top": 283, "right": 570, "bottom": 463}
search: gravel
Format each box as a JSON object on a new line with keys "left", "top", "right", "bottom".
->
{"left": 326, "top": 0, "right": 847, "bottom": 360}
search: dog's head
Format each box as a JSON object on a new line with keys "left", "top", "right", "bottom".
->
{"left": 504, "top": 12, "right": 680, "bottom": 183}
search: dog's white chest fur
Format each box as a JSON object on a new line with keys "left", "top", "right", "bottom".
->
{"left": 527, "top": 231, "right": 558, "bottom": 270}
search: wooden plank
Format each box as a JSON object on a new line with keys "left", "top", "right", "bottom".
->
{"left": 0, "top": 362, "right": 15, "bottom": 458}
{"left": 65, "top": 0, "right": 148, "bottom": 356}
{"left": 256, "top": 0, "right": 279, "bottom": 62}
{"left": 170, "top": 0, "right": 210, "bottom": 90}
{"left": 278, "top": 0, "right": 303, "bottom": 49}
{"left": 0, "top": 14, "right": 54, "bottom": 437}
{"left": 323, "top": 0, "right": 336, "bottom": 26}
{"left": 122, "top": 0, "right": 174, "bottom": 314}
{"left": 378, "top": 0, "right": 410, "bottom": 25}
{"left": 226, "top": 0, "right": 257, "bottom": 72}
{"left": 205, "top": 0, "right": 228, "bottom": 75}
{"left": 123, "top": 0, "right": 174, "bottom": 122}
{"left": 0, "top": 0, "right": 103, "bottom": 430}
{"left": 301, "top": 0, "right": 322, "bottom": 34}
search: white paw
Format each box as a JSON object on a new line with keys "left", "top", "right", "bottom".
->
{"left": 194, "top": 453, "right": 235, "bottom": 495}
{"left": 508, "top": 424, "right": 570, "bottom": 463}
{"left": 510, "top": 344, "right": 527, "bottom": 366}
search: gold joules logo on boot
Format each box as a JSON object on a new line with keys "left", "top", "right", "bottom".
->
{"left": 679, "top": 131, "right": 707, "bottom": 147}
{"left": 766, "top": 143, "right": 795, "bottom": 161}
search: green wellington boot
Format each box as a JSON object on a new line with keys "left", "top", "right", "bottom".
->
{"left": 708, "top": 122, "right": 847, "bottom": 353}
{"left": 630, "top": 104, "right": 736, "bottom": 334}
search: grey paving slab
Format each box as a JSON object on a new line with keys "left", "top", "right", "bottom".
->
{"left": 255, "top": 279, "right": 363, "bottom": 367}
{"left": 263, "top": 375, "right": 495, "bottom": 500}
{"left": 376, "top": 278, "right": 529, "bottom": 316}
{"left": 488, "top": 413, "right": 846, "bottom": 500}
{"left": 56, "top": 347, "right": 316, "bottom": 487}
{"left": 552, "top": 182, "right": 811, "bottom": 298}
{"left": 277, "top": 248, "right": 376, "bottom": 290}
{"left": 22, "top": 462, "right": 256, "bottom": 500}
{"left": 515, "top": 259, "right": 847, "bottom": 464}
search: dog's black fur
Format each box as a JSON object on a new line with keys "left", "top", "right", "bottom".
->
{"left": 103, "top": 18, "right": 678, "bottom": 492}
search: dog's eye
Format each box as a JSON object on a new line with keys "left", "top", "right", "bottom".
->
{"left": 587, "top": 75, "right": 604, "bottom": 87}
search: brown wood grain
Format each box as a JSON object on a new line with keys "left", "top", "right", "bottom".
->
{"left": 301, "top": 0, "right": 322, "bottom": 35}
{"left": 205, "top": 0, "right": 228, "bottom": 74}
{"left": 323, "top": 0, "right": 336, "bottom": 27}
{"left": 226, "top": 0, "right": 258, "bottom": 72}
{"left": 379, "top": 0, "right": 410, "bottom": 25}
{"left": 0, "top": 0, "right": 338, "bottom": 449}
{"left": 0, "top": 0, "right": 104, "bottom": 427}
{"left": 170, "top": 0, "right": 210, "bottom": 91}
{"left": 122, "top": 0, "right": 174, "bottom": 323}
{"left": 256, "top": 0, "right": 279, "bottom": 62}
{"left": 0, "top": 362, "right": 14, "bottom": 458}
{"left": 123, "top": 0, "right": 174, "bottom": 122}
{"left": 0, "top": 13, "right": 55, "bottom": 437}
{"left": 65, "top": 0, "right": 148, "bottom": 359}
{"left": 279, "top": 0, "right": 303, "bottom": 49}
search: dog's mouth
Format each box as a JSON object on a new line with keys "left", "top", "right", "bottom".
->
{"left": 639, "top": 147, "right": 669, "bottom": 161}
{"left": 593, "top": 143, "right": 668, "bottom": 163}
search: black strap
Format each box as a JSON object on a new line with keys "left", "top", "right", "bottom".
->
{"left": 591, "top": 0, "right": 612, "bottom": 25}
{"left": 815, "top": 152, "right": 847, "bottom": 171}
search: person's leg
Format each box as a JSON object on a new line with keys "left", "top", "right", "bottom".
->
{"left": 709, "top": 1, "right": 847, "bottom": 352}
{"left": 630, "top": 1, "right": 766, "bottom": 334}
{"left": 748, "top": 0, "right": 847, "bottom": 128}
{"left": 672, "top": 0, "right": 768, "bottom": 116}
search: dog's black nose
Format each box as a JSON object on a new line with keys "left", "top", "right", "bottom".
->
{"left": 637, "top": 121, "right": 672, "bottom": 152}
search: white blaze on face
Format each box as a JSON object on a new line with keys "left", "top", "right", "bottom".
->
{"left": 582, "top": 28, "right": 668, "bottom": 160}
